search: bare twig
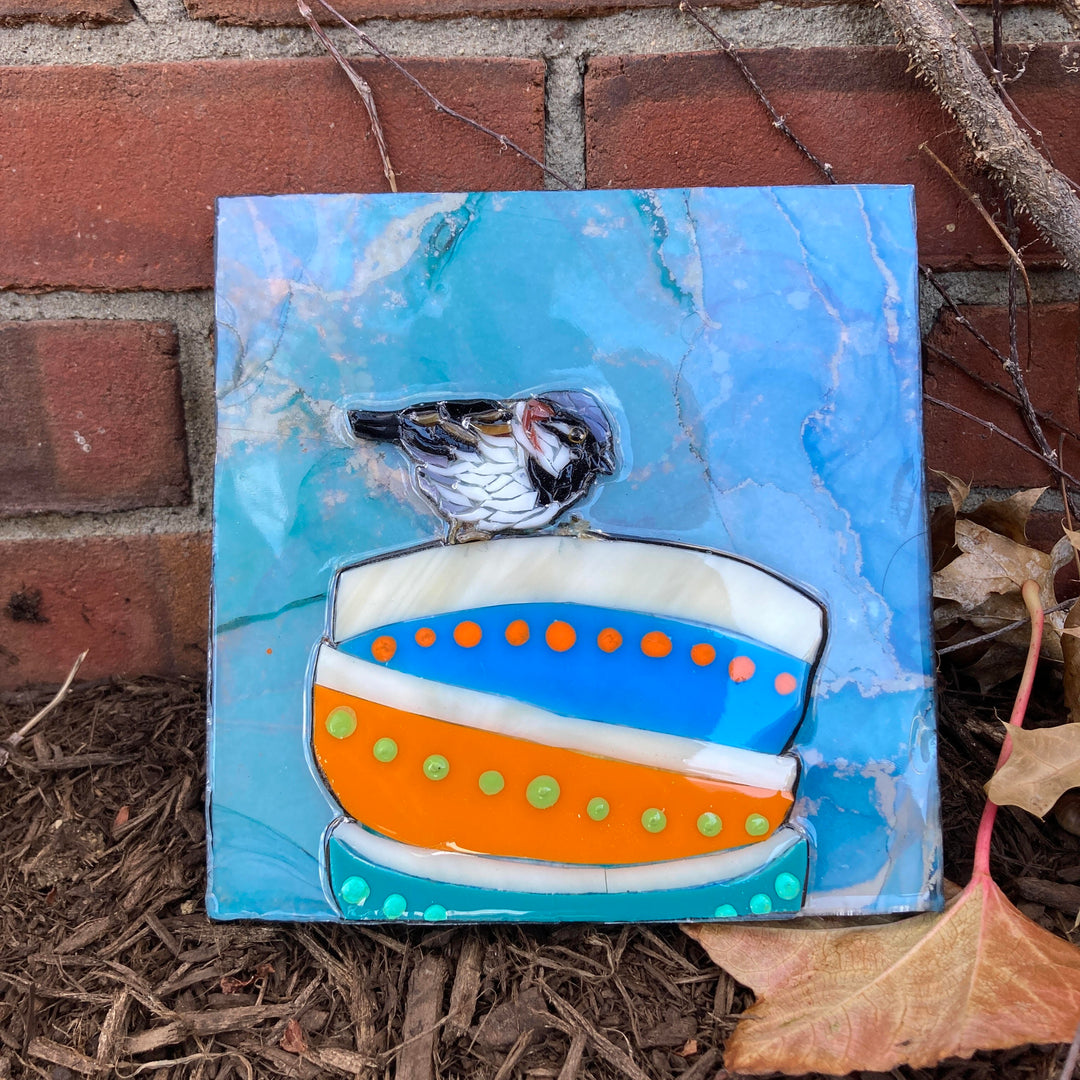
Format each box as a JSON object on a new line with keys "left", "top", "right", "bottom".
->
{"left": 3, "top": 649, "right": 87, "bottom": 751}
{"left": 297, "top": 0, "right": 396, "bottom": 192}
{"left": 878, "top": 0, "right": 1080, "bottom": 268}
{"left": 924, "top": 342, "right": 1080, "bottom": 446}
{"left": 680, "top": 1, "right": 836, "bottom": 185}
{"left": 311, "top": 0, "right": 572, "bottom": 190}
{"left": 937, "top": 598, "right": 1076, "bottom": 655}
{"left": 924, "top": 394, "right": 1080, "bottom": 487}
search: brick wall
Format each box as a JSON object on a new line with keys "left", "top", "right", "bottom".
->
{"left": 1, "top": 0, "right": 1078, "bottom": 688}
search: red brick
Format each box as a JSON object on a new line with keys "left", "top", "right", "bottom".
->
{"left": 924, "top": 303, "right": 1080, "bottom": 488}
{"left": 585, "top": 45, "right": 1080, "bottom": 270}
{"left": 0, "top": 532, "right": 211, "bottom": 689}
{"left": 0, "top": 0, "right": 132, "bottom": 25}
{"left": 0, "top": 57, "right": 545, "bottom": 292}
{"left": 0, "top": 321, "right": 190, "bottom": 516}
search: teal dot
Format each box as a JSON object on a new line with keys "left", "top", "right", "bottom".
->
{"left": 325, "top": 706, "right": 357, "bottom": 739}
{"left": 749, "top": 893, "right": 773, "bottom": 915}
{"left": 775, "top": 872, "right": 802, "bottom": 901}
{"left": 479, "top": 770, "right": 505, "bottom": 795}
{"left": 423, "top": 754, "right": 450, "bottom": 781}
{"left": 713, "top": 904, "right": 738, "bottom": 919}
{"left": 339, "top": 876, "right": 370, "bottom": 905}
{"left": 697, "top": 812, "right": 723, "bottom": 837}
{"left": 586, "top": 797, "right": 610, "bottom": 821}
{"left": 423, "top": 904, "right": 448, "bottom": 922}
{"left": 641, "top": 808, "right": 667, "bottom": 833}
{"left": 745, "top": 813, "right": 770, "bottom": 837}
{"left": 373, "top": 737, "right": 398, "bottom": 762}
{"left": 526, "top": 775, "right": 560, "bottom": 809}
{"left": 382, "top": 893, "right": 408, "bottom": 919}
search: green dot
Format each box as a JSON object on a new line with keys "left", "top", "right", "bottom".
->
{"left": 339, "top": 876, "right": 370, "bottom": 905}
{"left": 325, "top": 706, "right": 357, "bottom": 739}
{"left": 714, "top": 904, "right": 738, "bottom": 919}
{"left": 478, "top": 770, "right": 505, "bottom": 795}
{"left": 382, "top": 893, "right": 407, "bottom": 919}
{"left": 423, "top": 754, "right": 450, "bottom": 781}
{"left": 373, "top": 737, "right": 398, "bottom": 762}
{"left": 745, "top": 813, "right": 770, "bottom": 837}
{"left": 774, "top": 872, "right": 802, "bottom": 901}
{"left": 423, "top": 904, "right": 448, "bottom": 922}
{"left": 697, "top": 812, "right": 723, "bottom": 837}
{"left": 526, "top": 775, "right": 560, "bottom": 809}
{"left": 749, "top": 893, "right": 773, "bottom": 915}
{"left": 641, "top": 808, "right": 667, "bottom": 833}
{"left": 586, "top": 797, "right": 610, "bottom": 821}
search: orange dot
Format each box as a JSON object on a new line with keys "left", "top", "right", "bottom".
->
{"left": 641, "top": 631, "right": 672, "bottom": 658}
{"left": 371, "top": 635, "right": 397, "bottom": 663}
{"left": 597, "top": 627, "right": 623, "bottom": 653}
{"left": 414, "top": 627, "right": 436, "bottom": 647}
{"left": 728, "top": 656, "right": 756, "bottom": 683}
{"left": 454, "top": 621, "right": 483, "bottom": 648}
{"left": 690, "top": 643, "right": 716, "bottom": 667}
{"left": 546, "top": 620, "right": 577, "bottom": 652}
{"left": 505, "top": 619, "right": 530, "bottom": 646}
{"left": 775, "top": 672, "right": 798, "bottom": 695}
{"left": 265, "top": 648, "right": 273, "bottom": 655}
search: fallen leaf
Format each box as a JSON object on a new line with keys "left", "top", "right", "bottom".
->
{"left": 984, "top": 722, "right": 1080, "bottom": 817}
{"left": 280, "top": 1018, "right": 307, "bottom": 1055}
{"left": 967, "top": 487, "right": 1047, "bottom": 543}
{"left": 686, "top": 874, "right": 1080, "bottom": 1074}
{"left": 220, "top": 975, "right": 254, "bottom": 995}
{"left": 932, "top": 470, "right": 971, "bottom": 515}
{"left": 1063, "top": 602, "right": 1080, "bottom": 723}
{"left": 1053, "top": 789, "right": 1080, "bottom": 836}
{"left": 677, "top": 1038, "right": 699, "bottom": 1057}
{"left": 113, "top": 806, "right": 130, "bottom": 829}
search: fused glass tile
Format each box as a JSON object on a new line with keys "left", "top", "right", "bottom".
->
{"left": 208, "top": 186, "right": 941, "bottom": 922}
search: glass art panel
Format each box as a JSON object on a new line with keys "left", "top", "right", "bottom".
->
{"left": 209, "top": 186, "right": 941, "bottom": 923}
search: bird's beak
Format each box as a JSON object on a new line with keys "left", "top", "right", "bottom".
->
{"left": 596, "top": 445, "right": 617, "bottom": 475}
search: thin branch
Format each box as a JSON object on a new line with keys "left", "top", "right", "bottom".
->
{"left": 297, "top": 0, "right": 396, "bottom": 192}
{"left": 311, "top": 0, "right": 572, "bottom": 190}
{"left": 3, "top": 650, "right": 88, "bottom": 750}
{"left": 1060, "top": 1020, "right": 1080, "bottom": 1080}
{"left": 922, "top": 266, "right": 1013, "bottom": 370}
{"left": 924, "top": 393, "right": 1080, "bottom": 487}
{"left": 938, "top": 598, "right": 1076, "bottom": 655}
{"left": 679, "top": 1, "right": 836, "bottom": 185}
{"left": 924, "top": 342, "right": 1080, "bottom": 446}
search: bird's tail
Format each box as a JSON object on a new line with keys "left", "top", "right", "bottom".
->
{"left": 347, "top": 409, "right": 400, "bottom": 442}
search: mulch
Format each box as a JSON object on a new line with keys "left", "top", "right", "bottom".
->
{"left": 0, "top": 669, "right": 1077, "bottom": 1080}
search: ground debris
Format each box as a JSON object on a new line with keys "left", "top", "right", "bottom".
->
{"left": 1, "top": 676, "right": 1076, "bottom": 1080}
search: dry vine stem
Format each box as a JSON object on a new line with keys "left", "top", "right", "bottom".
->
{"left": 877, "top": 0, "right": 1080, "bottom": 268}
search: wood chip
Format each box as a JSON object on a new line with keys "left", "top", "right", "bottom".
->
{"left": 445, "top": 938, "right": 483, "bottom": 1041}
{"left": 395, "top": 955, "right": 448, "bottom": 1080}
{"left": 54, "top": 916, "right": 114, "bottom": 955}
{"left": 543, "top": 986, "right": 651, "bottom": 1080}
{"left": 1016, "top": 876, "right": 1080, "bottom": 917}
{"left": 124, "top": 1003, "right": 294, "bottom": 1055}
{"left": 556, "top": 1031, "right": 587, "bottom": 1080}
{"left": 96, "top": 989, "right": 133, "bottom": 1064}
{"left": 27, "top": 1036, "right": 97, "bottom": 1075}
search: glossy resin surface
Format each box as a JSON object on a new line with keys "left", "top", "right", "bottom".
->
{"left": 209, "top": 187, "right": 941, "bottom": 922}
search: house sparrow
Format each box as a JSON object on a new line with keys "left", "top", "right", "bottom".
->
{"left": 347, "top": 391, "right": 617, "bottom": 541}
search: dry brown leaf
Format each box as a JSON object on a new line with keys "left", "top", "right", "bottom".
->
{"left": 932, "top": 470, "right": 971, "bottom": 515}
{"left": 967, "top": 487, "right": 1047, "bottom": 543}
{"left": 686, "top": 874, "right": 1080, "bottom": 1074}
{"left": 1063, "top": 601, "right": 1080, "bottom": 723}
{"left": 984, "top": 722, "right": 1080, "bottom": 817}
{"left": 280, "top": 1017, "right": 307, "bottom": 1055}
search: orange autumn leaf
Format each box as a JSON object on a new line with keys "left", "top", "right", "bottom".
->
{"left": 687, "top": 873, "right": 1080, "bottom": 1074}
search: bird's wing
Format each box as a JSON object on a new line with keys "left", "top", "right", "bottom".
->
{"left": 397, "top": 399, "right": 508, "bottom": 462}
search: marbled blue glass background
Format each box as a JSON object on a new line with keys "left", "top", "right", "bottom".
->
{"left": 209, "top": 187, "right": 940, "bottom": 920}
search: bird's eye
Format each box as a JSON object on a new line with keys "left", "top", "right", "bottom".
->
{"left": 567, "top": 426, "right": 586, "bottom": 444}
